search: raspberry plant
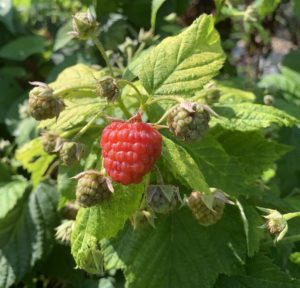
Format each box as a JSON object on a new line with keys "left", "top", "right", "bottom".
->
{"left": 2, "top": 1, "right": 300, "bottom": 288}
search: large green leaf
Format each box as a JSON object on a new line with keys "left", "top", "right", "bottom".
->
{"left": 253, "top": 0, "right": 281, "bottom": 18}
{"left": 49, "top": 64, "right": 107, "bottom": 97}
{"left": 0, "top": 36, "right": 46, "bottom": 61}
{"left": 15, "top": 138, "right": 55, "bottom": 187}
{"left": 0, "top": 177, "right": 28, "bottom": 220}
{"left": 39, "top": 64, "right": 108, "bottom": 132}
{"left": 259, "top": 70, "right": 300, "bottom": 100}
{"left": 151, "top": 0, "right": 167, "bottom": 31}
{"left": 0, "top": 181, "right": 59, "bottom": 288}
{"left": 216, "top": 254, "right": 300, "bottom": 287}
{"left": 103, "top": 206, "right": 246, "bottom": 288}
{"left": 162, "top": 136, "right": 210, "bottom": 193}
{"left": 71, "top": 181, "right": 145, "bottom": 272}
{"left": 39, "top": 98, "right": 105, "bottom": 132}
{"left": 139, "top": 14, "right": 225, "bottom": 97}
{"left": 217, "top": 131, "right": 291, "bottom": 181}
{"left": 212, "top": 103, "right": 298, "bottom": 131}
{"left": 183, "top": 136, "right": 258, "bottom": 197}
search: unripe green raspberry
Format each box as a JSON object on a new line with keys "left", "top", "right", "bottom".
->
{"left": 147, "top": 185, "right": 182, "bottom": 214}
{"left": 96, "top": 76, "right": 119, "bottom": 102}
{"left": 187, "top": 189, "right": 226, "bottom": 226}
{"left": 70, "top": 9, "right": 98, "bottom": 40}
{"left": 28, "top": 82, "right": 65, "bottom": 120}
{"left": 59, "top": 141, "right": 84, "bottom": 166}
{"left": 41, "top": 132, "right": 60, "bottom": 154}
{"left": 55, "top": 220, "right": 75, "bottom": 245}
{"left": 167, "top": 102, "right": 210, "bottom": 142}
{"left": 75, "top": 171, "right": 114, "bottom": 207}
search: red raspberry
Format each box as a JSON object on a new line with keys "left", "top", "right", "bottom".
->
{"left": 100, "top": 114, "right": 162, "bottom": 185}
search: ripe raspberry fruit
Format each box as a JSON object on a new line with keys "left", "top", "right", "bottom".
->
{"left": 28, "top": 82, "right": 65, "bottom": 121}
{"left": 147, "top": 185, "right": 182, "bottom": 214}
{"left": 75, "top": 171, "right": 114, "bottom": 207}
{"left": 100, "top": 114, "right": 162, "bottom": 185}
{"left": 167, "top": 102, "right": 211, "bottom": 142}
{"left": 187, "top": 189, "right": 227, "bottom": 226}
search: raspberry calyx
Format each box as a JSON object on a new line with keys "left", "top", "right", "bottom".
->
{"left": 146, "top": 185, "right": 182, "bottom": 214}
{"left": 100, "top": 113, "right": 162, "bottom": 185}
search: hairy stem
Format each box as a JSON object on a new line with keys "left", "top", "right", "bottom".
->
{"left": 117, "top": 98, "right": 132, "bottom": 118}
{"left": 117, "top": 79, "right": 144, "bottom": 108}
{"left": 91, "top": 35, "right": 114, "bottom": 77}
{"left": 146, "top": 95, "right": 184, "bottom": 106}
{"left": 73, "top": 111, "right": 103, "bottom": 140}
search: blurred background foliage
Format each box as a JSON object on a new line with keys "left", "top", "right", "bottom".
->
{"left": 1, "top": 0, "right": 300, "bottom": 287}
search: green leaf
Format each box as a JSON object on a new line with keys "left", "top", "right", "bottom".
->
{"left": 212, "top": 103, "right": 298, "bottom": 131}
{"left": 0, "top": 76, "right": 22, "bottom": 123}
{"left": 162, "top": 136, "right": 209, "bottom": 193}
{"left": 57, "top": 165, "right": 82, "bottom": 202}
{"left": 53, "top": 20, "right": 74, "bottom": 51}
{"left": 217, "top": 131, "right": 291, "bottom": 181}
{"left": 103, "top": 206, "right": 246, "bottom": 288}
{"left": 39, "top": 64, "right": 108, "bottom": 132}
{"left": 49, "top": 64, "right": 106, "bottom": 97}
{"left": 0, "top": 177, "right": 28, "bottom": 220}
{"left": 215, "top": 81, "right": 256, "bottom": 103}
{"left": 253, "top": 0, "right": 281, "bottom": 18}
{"left": 139, "top": 14, "right": 225, "bottom": 97}
{"left": 182, "top": 136, "right": 258, "bottom": 197}
{"left": 216, "top": 254, "right": 300, "bottom": 288}
{"left": 0, "top": 181, "right": 59, "bottom": 288}
{"left": 259, "top": 70, "right": 300, "bottom": 100}
{"left": 151, "top": 0, "right": 167, "bottom": 32}
{"left": 71, "top": 182, "right": 145, "bottom": 272}
{"left": 0, "top": 0, "right": 14, "bottom": 33}
{"left": 39, "top": 98, "right": 104, "bottom": 132}
{"left": 0, "top": 36, "right": 46, "bottom": 61}
{"left": 15, "top": 138, "right": 55, "bottom": 187}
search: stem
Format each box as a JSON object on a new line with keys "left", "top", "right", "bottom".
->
{"left": 134, "top": 42, "right": 146, "bottom": 58}
{"left": 284, "top": 212, "right": 300, "bottom": 221}
{"left": 91, "top": 35, "right": 114, "bottom": 77}
{"left": 73, "top": 111, "right": 103, "bottom": 140}
{"left": 116, "top": 98, "right": 132, "bottom": 118}
{"left": 53, "top": 84, "right": 96, "bottom": 97}
{"left": 155, "top": 106, "right": 176, "bottom": 125}
{"left": 146, "top": 95, "right": 184, "bottom": 106}
{"left": 117, "top": 79, "right": 144, "bottom": 107}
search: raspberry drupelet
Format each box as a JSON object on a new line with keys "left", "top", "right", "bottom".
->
{"left": 100, "top": 114, "right": 162, "bottom": 185}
